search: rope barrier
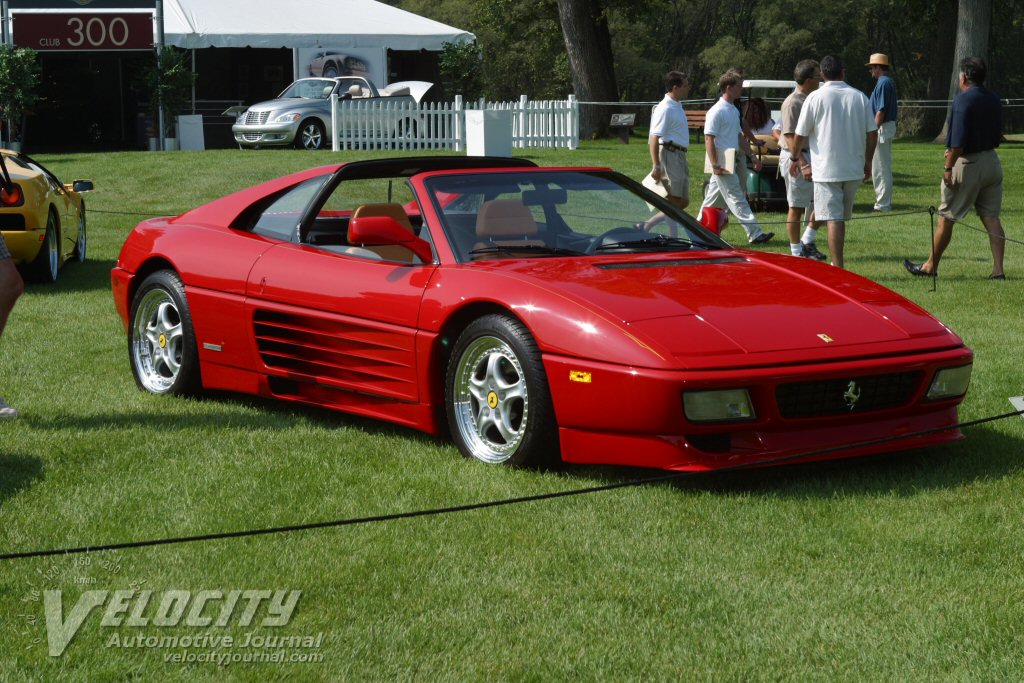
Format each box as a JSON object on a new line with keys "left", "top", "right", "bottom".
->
{"left": 90, "top": 208, "right": 181, "bottom": 218}
{"left": 1, "top": 407, "right": 1020, "bottom": 562}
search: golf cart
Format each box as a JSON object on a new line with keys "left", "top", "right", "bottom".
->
{"left": 741, "top": 79, "right": 796, "bottom": 211}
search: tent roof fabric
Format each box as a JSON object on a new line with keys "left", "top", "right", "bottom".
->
{"left": 164, "top": 0, "right": 475, "bottom": 51}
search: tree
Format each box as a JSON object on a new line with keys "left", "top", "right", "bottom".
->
{"left": 0, "top": 46, "right": 40, "bottom": 144}
{"left": 438, "top": 40, "right": 485, "bottom": 101}
{"left": 556, "top": 0, "right": 619, "bottom": 138}
{"left": 935, "top": 0, "right": 991, "bottom": 142}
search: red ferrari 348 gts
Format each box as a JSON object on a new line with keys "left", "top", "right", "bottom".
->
{"left": 112, "top": 157, "right": 973, "bottom": 470}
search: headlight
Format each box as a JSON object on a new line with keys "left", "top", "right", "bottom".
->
{"left": 273, "top": 112, "right": 302, "bottom": 123}
{"left": 926, "top": 364, "right": 972, "bottom": 400}
{"left": 683, "top": 389, "right": 756, "bottom": 422}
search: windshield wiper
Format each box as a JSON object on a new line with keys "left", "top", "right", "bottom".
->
{"left": 469, "top": 244, "right": 585, "bottom": 257}
{"left": 594, "top": 235, "right": 701, "bottom": 251}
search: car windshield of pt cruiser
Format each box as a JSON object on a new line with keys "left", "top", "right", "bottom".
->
{"left": 278, "top": 79, "right": 337, "bottom": 99}
{"left": 424, "top": 171, "right": 728, "bottom": 262}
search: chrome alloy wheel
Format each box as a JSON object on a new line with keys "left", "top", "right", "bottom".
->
{"left": 45, "top": 218, "right": 59, "bottom": 280}
{"left": 131, "top": 288, "right": 185, "bottom": 393}
{"left": 451, "top": 335, "right": 530, "bottom": 464}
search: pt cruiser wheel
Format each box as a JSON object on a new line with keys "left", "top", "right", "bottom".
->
{"left": 129, "top": 270, "right": 199, "bottom": 395}
{"left": 445, "top": 314, "right": 557, "bottom": 467}
{"left": 296, "top": 119, "right": 325, "bottom": 150}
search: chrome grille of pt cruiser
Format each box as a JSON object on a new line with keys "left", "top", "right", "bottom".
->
{"left": 242, "top": 111, "right": 270, "bottom": 125}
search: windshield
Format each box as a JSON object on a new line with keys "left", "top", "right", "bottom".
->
{"left": 278, "top": 79, "right": 337, "bottom": 100}
{"left": 424, "top": 170, "right": 728, "bottom": 262}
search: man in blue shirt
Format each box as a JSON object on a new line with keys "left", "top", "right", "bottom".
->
{"left": 904, "top": 56, "right": 1005, "bottom": 279}
{"left": 867, "top": 53, "right": 897, "bottom": 212}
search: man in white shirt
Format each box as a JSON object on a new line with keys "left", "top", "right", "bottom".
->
{"left": 778, "top": 59, "right": 826, "bottom": 259}
{"left": 789, "top": 55, "right": 877, "bottom": 268}
{"left": 649, "top": 71, "right": 690, "bottom": 210}
{"left": 700, "top": 70, "right": 774, "bottom": 244}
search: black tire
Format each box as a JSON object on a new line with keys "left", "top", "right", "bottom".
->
{"left": 323, "top": 62, "right": 339, "bottom": 78}
{"left": 128, "top": 270, "right": 200, "bottom": 396}
{"left": 295, "top": 119, "right": 326, "bottom": 150}
{"left": 26, "top": 210, "right": 60, "bottom": 283}
{"left": 445, "top": 314, "right": 558, "bottom": 467}
{"left": 72, "top": 205, "right": 87, "bottom": 262}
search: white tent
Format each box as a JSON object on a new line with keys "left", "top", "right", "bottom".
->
{"left": 163, "top": 0, "right": 475, "bottom": 51}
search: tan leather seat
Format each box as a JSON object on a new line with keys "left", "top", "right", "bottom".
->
{"left": 474, "top": 199, "right": 545, "bottom": 255}
{"left": 349, "top": 203, "right": 416, "bottom": 262}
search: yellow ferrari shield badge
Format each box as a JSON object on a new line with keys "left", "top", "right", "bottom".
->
{"left": 159, "top": 333, "right": 167, "bottom": 348}
{"left": 569, "top": 370, "right": 592, "bottom": 383}
{"left": 487, "top": 391, "right": 499, "bottom": 408}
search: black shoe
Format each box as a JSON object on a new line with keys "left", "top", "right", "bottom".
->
{"left": 801, "top": 243, "right": 828, "bottom": 261}
{"left": 903, "top": 259, "right": 935, "bottom": 277}
{"left": 750, "top": 232, "right": 774, "bottom": 245}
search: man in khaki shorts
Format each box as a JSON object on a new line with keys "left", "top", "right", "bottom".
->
{"left": 778, "top": 59, "right": 826, "bottom": 259}
{"left": 789, "top": 55, "right": 877, "bottom": 268}
{"left": 649, "top": 71, "right": 691, "bottom": 210}
{"left": 903, "top": 57, "right": 1005, "bottom": 279}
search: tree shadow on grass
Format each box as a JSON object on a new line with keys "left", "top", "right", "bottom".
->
{"left": 21, "top": 259, "right": 118, "bottom": 296}
{"left": 0, "top": 454, "right": 45, "bottom": 507}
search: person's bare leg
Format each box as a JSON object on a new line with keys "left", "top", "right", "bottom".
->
{"left": 787, "top": 207, "right": 805, "bottom": 245}
{"left": 827, "top": 220, "right": 845, "bottom": 268}
{"left": 980, "top": 214, "right": 1005, "bottom": 277}
{"left": 0, "top": 258, "right": 24, "bottom": 335}
{"left": 921, "top": 216, "right": 955, "bottom": 274}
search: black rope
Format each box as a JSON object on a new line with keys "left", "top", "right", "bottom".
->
{"left": 750, "top": 207, "right": 932, "bottom": 227}
{"left": 1, "top": 407, "right": 1020, "bottom": 562}
{"left": 89, "top": 208, "right": 182, "bottom": 218}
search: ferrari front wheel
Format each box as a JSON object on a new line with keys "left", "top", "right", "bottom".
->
{"left": 129, "top": 270, "right": 200, "bottom": 395}
{"left": 445, "top": 314, "right": 558, "bottom": 467}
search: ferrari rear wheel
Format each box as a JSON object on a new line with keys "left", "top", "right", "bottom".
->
{"left": 296, "top": 120, "right": 325, "bottom": 150}
{"left": 73, "top": 207, "right": 87, "bottom": 261}
{"left": 129, "top": 270, "right": 200, "bottom": 396}
{"left": 26, "top": 210, "right": 60, "bottom": 283}
{"left": 445, "top": 314, "right": 558, "bottom": 467}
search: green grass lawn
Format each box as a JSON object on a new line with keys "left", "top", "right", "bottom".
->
{"left": 1, "top": 140, "right": 1023, "bottom": 680}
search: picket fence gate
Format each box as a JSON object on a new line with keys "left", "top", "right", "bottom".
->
{"left": 330, "top": 94, "right": 579, "bottom": 152}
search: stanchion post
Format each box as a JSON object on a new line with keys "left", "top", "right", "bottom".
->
{"left": 928, "top": 206, "right": 937, "bottom": 292}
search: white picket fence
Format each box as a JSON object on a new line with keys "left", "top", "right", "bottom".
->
{"left": 330, "top": 94, "right": 579, "bottom": 152}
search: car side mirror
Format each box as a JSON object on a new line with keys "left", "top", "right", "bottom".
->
{"left": 71, "top": 180, "right": 94, "bottom": 192}
{"left": 348, "top": 216, "right": 433, "bottom": 264}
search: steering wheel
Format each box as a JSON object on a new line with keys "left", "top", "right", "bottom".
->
{"left": 586, "top": 226, "right": 646, "bottom": 254}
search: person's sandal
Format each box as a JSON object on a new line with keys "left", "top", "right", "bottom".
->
{"left": 903, "top": 259, "right": 935, "bottom": 277}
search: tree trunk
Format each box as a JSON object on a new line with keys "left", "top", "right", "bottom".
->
{"left": 556, "top": 0, "right": 619, "bottom": 139}
{"left": 922, "top": 0, "right": 958, "bottom": 139}
{"left": 934, "top": 0, "right": 991, "bottom": 142}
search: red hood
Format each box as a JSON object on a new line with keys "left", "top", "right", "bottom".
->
{"left": 468, "top": 251, "right": 963, "bottom": 368}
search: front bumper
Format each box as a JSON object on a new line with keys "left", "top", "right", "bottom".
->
{"left": 544, "top": 345, "right": 974, "bottom": 471}
{"left": 232, "top": 122, "right": 299, "bottom": 147}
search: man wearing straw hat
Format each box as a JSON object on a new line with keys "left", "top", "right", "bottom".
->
{"left": 867, "top": 52, "right": 898, "bottom": 212}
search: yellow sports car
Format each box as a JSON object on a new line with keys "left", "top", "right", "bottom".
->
{"left": 0, "top": 149, "right": 93, "bottom": 283}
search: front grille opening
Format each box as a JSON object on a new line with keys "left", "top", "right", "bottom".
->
{"left": 775, "top": 371, "right": 922, "bottom": 419}
{"left": 687, "top": 433, "right": 731, "bottom": 453}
